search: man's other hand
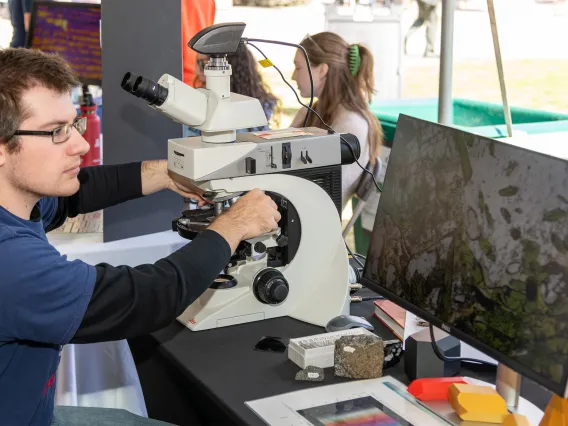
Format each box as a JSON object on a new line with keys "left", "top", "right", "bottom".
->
{"left": 168, "top": 180, "right": 209, "bottom": 207}
{"left": 208, "top": 189, "right": 281, "bottom": 252}
{"left": 141, "top": 160, "right": 208, "bottom": 206}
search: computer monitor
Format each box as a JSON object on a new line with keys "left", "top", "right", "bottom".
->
{"left": 27, "top": 1, "right": 102, "bottom": 86}
{"left": 361, "top": 114, "right": 568, "bottom": 398}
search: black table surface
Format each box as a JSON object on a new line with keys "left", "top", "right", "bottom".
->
{"left": 130, "top": 289, "right": 553, "bottom": 426}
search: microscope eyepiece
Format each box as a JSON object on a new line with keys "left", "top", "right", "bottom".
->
{"left": 132, "top": 76, "right": 169, "bottom": 106}
{"left": 121, "top": 73, "right": 168, "bottom": 107}
{"left": 121, "top": 72, "right": 139, "bottom": 92}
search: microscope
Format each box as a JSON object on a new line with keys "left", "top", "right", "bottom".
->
{"left": 122, "top": 23, "right": 361, "bottom": 331}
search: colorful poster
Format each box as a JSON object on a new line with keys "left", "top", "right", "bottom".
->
{"left": 31, "top": 3, "right": 102, "bottom": 84}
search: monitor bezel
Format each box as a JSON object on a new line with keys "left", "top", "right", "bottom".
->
{"left": 27, "top": 1, "right": 102, "bottom": 86}
{"left": 361, "top": 114, "right": 568, "bottom": 399}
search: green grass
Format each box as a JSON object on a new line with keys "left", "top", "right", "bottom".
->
{"left": 272, "top": 59, "right": 568, "bottom": 127}
{"left": 403, "top": 59, "right": 568, "bottom": 115}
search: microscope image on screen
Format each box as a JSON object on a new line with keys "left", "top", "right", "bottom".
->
{"left": 365, "top": 115, "right": 568, "bottom": 387}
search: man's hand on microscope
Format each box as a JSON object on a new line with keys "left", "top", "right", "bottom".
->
{"left": 208, "top": 189, "right": 281, "bottom": 252}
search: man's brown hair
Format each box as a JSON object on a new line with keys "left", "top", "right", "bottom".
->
{"left": 0, "top": 48, "right": 80, "bottom": 153}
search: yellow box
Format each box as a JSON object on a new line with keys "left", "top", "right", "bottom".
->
{"left": 448, "top": 383, "right": 508, "bottom": 423}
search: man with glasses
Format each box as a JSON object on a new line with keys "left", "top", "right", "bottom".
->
{"left": 0, "top": 48, "right": 281, "bottom": 425}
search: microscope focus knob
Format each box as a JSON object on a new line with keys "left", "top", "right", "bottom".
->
{"left": 254, "top": 242, "right": 267, "bottom": 254}
{"left": 254, "top": 269, "right": 289, "bottom": 305}
{"left": 275, "top": 234, "right": 289, "bottom": 247}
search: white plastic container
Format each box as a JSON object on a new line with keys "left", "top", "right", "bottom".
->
{"left": 288, "top": 328, "right": 376, "bottom": 369}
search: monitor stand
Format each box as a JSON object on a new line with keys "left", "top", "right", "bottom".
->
{"left": 495, "top": 363, "right": 544, "bottom": 424}
{"left": 481, "top": 365, "right": 544, "bottom": 424}
{"left": 496, "top": 363, "right": 522, "bottom": 409}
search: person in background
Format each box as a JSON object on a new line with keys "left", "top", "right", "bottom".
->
{"left": 190, "top": 43, "right": 281, "bottom": 134}
{"left": 8, "top": 0, "right": 33, "bottom": 48}
{"left": 404, "top": 0, "right": 441, "bottom": 57}
{"left": 181, "top": 0, "right": 216, "bottom": 86}
{"left": 290, "top": 32, "right": 383, "bottom": 209}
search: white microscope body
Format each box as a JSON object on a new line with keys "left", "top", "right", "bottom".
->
{"left": 122, "top": 23, "right": 355, "bottom": 331}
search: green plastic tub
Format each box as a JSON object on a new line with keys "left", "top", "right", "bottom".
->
{"left": 370, "top": 98, "right": 568, "bottom": 147}
{"left": 353, "top": 98, "right": 568, "bottom": 255}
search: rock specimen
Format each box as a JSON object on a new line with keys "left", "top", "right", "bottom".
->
{"left": 334, "top": 335, "right": 384, "bottom": 379}
{"left": 295, "top": 365, "right": 325, "bottom": 382}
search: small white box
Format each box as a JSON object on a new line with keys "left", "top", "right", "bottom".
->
{"left": 288, "top": 328, "right": 376, "bottom": 369}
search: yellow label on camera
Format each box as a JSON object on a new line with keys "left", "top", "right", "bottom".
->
{"left": 258, "top": 58, "right": 273, "bottom": 68}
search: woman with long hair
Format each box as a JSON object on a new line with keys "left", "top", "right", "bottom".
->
{"left": 290, "top": 32, "right": 383, "bottom": 208}
{"left": 194, "top": 43, "right": 281, "bottom": 131}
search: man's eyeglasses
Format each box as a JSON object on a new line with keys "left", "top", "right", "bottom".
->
{"left": 13, "top": 117, "right": 88, "bottom": 144}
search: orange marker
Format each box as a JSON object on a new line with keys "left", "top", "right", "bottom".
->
{"left": 408, "top": 377, "right": 468, "bottom": 401}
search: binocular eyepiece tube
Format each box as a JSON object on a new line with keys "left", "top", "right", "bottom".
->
{"left": 121, "top": 72, "right": 169, "bottom": 107}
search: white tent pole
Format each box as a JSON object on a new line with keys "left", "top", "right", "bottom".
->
{"left": 438, "top": 0, "right": 456, "bottom": 125}
{"left": 487, "top": 0, "right": 513, "bottom": 137}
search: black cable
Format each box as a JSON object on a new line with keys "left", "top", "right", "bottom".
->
{"left": 244, "top": 42, "right": 381, "bottom": 194}
{"left": 353, "top": 253, "right": 367, "bottom": 262}
{"left": 243, "top": 40, "right": 334, "bottom": 132}
{"left": 429, "top": 324, "right": 497, "bottom": 367}
{"left": 340, "top": 135, "right": 382, "bottom": 193}
{"left": 243, "top": 39, "right": 380, "bottom": 195}
{"left": 242, "top": 38, "right": 314, "bottom": 127}
{"left": 344, "top": 240, "right": 365, "bottom": 269}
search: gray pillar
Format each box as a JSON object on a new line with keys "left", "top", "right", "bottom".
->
{"left": 101, "top": 0, "right": 184, "bottom": 242}
{"left": 438, "top": 0, "right": 456, "bottom": 125}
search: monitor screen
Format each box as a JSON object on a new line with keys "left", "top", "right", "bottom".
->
{"left": 28, "top": 1, "right": 102, "bottom": 85}
{"left": 362, "top": 114, "right": 568, "bottom": 397}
